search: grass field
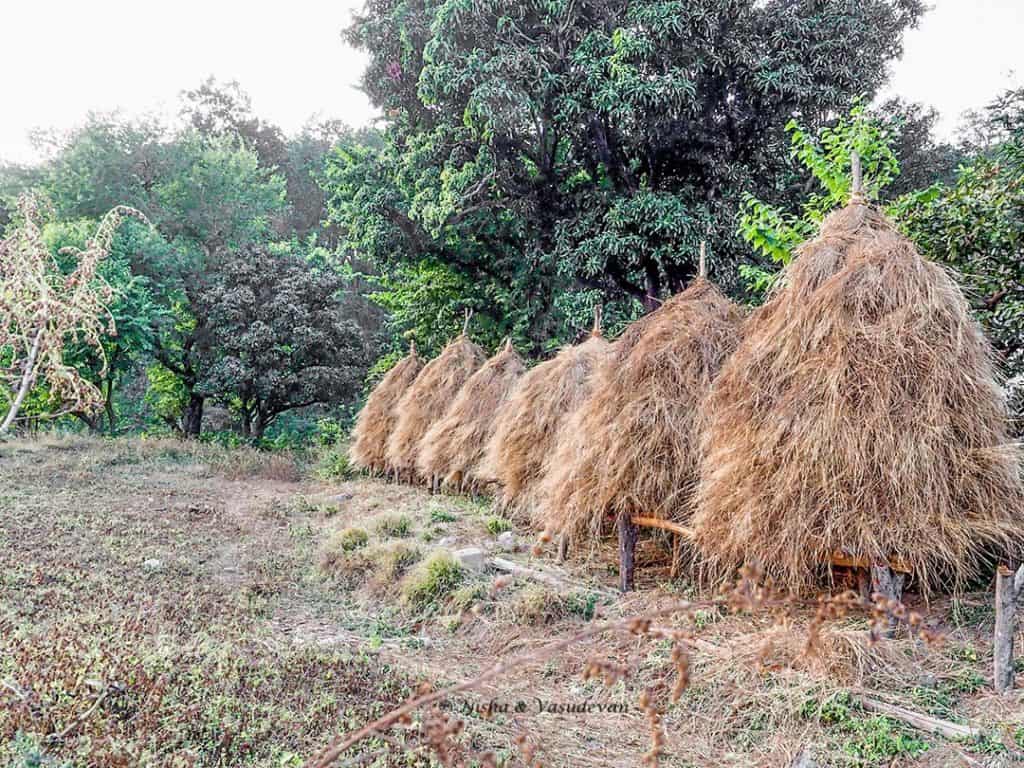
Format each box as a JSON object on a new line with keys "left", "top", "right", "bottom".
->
{"left": 2, "top": 436, "right": 1022, "bottom": 767}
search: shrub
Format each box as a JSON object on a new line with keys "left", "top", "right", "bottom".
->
{"left": 485, "top": 515, "right": 512, "bottom": 535}
{"left": 317, "top": 445, "right": 354, "bottom": 480}
{"left": 330, "top": 527, "right": 369, "bottom": 552}
{"left": 372, "top": 542, "right": 422, "bottom": 583}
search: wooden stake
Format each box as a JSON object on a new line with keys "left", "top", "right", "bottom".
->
{"left": 698, "top": 241, "right": 707, "bottom": 279}
{"left": 618, "top": 515, "right": 639, "bottom": 592}
{"left": 591, "top": 305, "right": 603, "bottom": 336}
{"left": 462, "top": 308, "right": 473, "bottom": 335}
{"left": 994, "top": 560, "right": 1023, "bottom": 693}
{"left": 557, "top": 533, "right": 569, "bottom": 563}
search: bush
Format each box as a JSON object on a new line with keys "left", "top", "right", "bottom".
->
{"left": 331, "top": 527, "right": 369, "bottom": 552}
{"left": 485, "top": 515, "right": 512, "bottom": 535}
{"left": 317, "top": 445, "right": 354, "bottom": 480}
{"left": 401, "top": 551, "right": 463, "bottom": 608}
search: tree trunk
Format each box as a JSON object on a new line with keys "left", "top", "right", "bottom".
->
{"left": 181, "top": 394, "right": 204, "bottom": 438}
{"left": 642, "top": 263, "right": 661, "bottom": 313}
{"left": 103, "top": 379, "right": 117, "bottom": 435}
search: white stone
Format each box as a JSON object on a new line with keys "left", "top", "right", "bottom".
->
{"left": 142, "top": 558, "right": 163, "bottom": 572}
{"left": 437, "top": 536, "right": 457, "bottom": 548}
{"left": 453, "top": 546, "right": 487, "bottom": 572}
{"left": 496, "top": 531, "right": 517, "bottom": 552}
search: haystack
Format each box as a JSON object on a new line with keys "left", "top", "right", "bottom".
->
{"left": 692, "top": 193, "right": 1024, "bottom": 594}
{"left": 539, "top": 269, "right": 742, "bottom": 550}
{"left": 417, "top": 339, "right": 526, "bottom": 491}
{"left": 480, "top": 315, "right": 611, "bottom": 521}
{"left": 386, "top": 330, "right": 486, "bottom": 481}
{"left": 349, "top": 342, "right": 425, "bottom": 476}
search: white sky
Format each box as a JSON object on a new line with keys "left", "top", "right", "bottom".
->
{"left": 1, "top": 0, "right": 1022, "bottom": 165}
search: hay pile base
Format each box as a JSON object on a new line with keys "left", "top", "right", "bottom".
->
{"left": 349, "top": 345, "right": 424, "bottom": 475}
{"left": 692, "top": 199, "right": 1024, "bottom": 594}
{"left": 540, "top": 278, "right": 741, "bottom": 550}
{"left": 417, "top": 340, "right": 526, "bottom": 491}
{"left": 481, "top": 331, "right": 611, "bottom": 521}
{"left": 386, "top": 334, "right": 485, "bottom": 481}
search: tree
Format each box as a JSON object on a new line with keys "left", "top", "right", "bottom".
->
{"left": 329, "top": 0, "right": 925, "bottom": 349}
{"left": 195, "top": 244, "right": 367, "bottom": 439}
{"left": 0, "top": 195, "right": 138, "bottom": 435}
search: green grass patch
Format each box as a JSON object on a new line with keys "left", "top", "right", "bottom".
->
{"left": 402, "top": 551, "right": 463, "bottom": 609}
{"left": 375, "top": 514, "right": 413, "bottom": 538}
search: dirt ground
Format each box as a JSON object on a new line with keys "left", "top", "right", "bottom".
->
{"left": 1, "top": 436, "right": 1022, "bottom": 767}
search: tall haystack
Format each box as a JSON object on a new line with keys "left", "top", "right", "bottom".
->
{"left": 539, "top": 269, "right": 742, "bottom": 549}
{"left": 349, "top": 342, "right": 424, "bottom": 475}
{"left": 386, "top": 330, "right": 486, "bottom": 481}
{"left": 480, "top": 315, "right": 611, "bottom": 521}
{"left": 417, "top": 340, "right": 526, "bottom": 491}
{"left": 692, "top": 194, "right": 1024, "bottom": 594}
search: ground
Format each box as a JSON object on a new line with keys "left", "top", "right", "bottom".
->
{"left": 1, "top": 436, "right": 1022, "bottom": 767}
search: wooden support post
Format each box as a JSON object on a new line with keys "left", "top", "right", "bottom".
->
{"left": 870, "top": 562, "right": 905, "bottom": 638}
{"left": 618, "top": 515, "right": 638, "bottom": 593}
{"left": 994, "top": 561, "right": 1023, "bottom": 693}
{"left": 556, "top": 533, "right": 569, "bottom": 563}
{"left": 669, "top": 533, "right": 683, "bottom": 580}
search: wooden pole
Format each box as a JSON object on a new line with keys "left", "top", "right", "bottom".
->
{"left": 618, "top": 515, "right": 639, "bottom": 592}
{"left": 556, "top": 533, "right": 569, "bottom": 563}
{"left": 994, "top": 561, "right": 1023, "bottom": 693}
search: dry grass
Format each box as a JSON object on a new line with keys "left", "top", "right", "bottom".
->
{"left": 349, "top": 344, "right": 424, "bottom": 475}
{"left": 480, "top": 330, "right": 611, "bottom": 522}
{"left": 693, "top": 199, "right": 1024, "bottom": 594}
{"left": 417, "top": 340, "right": 526, "bottom": 491}
{"left": 386, "top": 333, "right": 486, "bottom": 481}
{"left": 539, "top": 278, "right": 742, "bottom": 549}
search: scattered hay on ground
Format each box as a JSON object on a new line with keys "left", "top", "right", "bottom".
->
{"left": 480, "top": 321, "right": 611, "bottom": 523}
{"left": 386, "top": 333, "right": 486, "bottom": 482}
{"left": 417, "top": 340, "right": 526, "bottom": 491}
{"left": 692, "top": 198, "right": 1024, "bottom": 594}
{"left": 539, "top": 276, "right": 741, "bottom": 550}
{"left": 349, "top": 343, "right": 424, "bottom": 475}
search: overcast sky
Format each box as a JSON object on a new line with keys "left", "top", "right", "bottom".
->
{"left": 1, "top": 0, "right": 1021, "bottom": 165}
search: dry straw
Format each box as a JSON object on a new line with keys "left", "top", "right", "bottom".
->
{"left": 386, "top": 323, "right": 486, "bottom": 481}
{"left": 349, "top": 342, "right": 424, "bottom": 475}
{"left": 692, "top": 193, "right": 1024, "bottom": 594}
{"left": 540, "top": 264, "right": 742, "bottom": 549}
{"left": 480, "top": 311, "right": 611, "bottom": 521}
{"left": 417, "top": 339, "right": 526, "bottom": 491}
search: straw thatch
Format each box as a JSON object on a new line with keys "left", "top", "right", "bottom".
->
{"left": 692, "top": 198, "right": 1024, "bottom": 594}
{"left": 349, "top": 343, "right": 424, "bottom": 475}
{"left": 539, "top": 276, "right": 742, "bottom": 548}
{"left": 386, "top": 333, "right": 486, "bottom": 480}
{"left": 480, "top": 326, "right": 611, "bottom": 521}
{"left": 417, "top": 340, "right": 526, "bottom": 491}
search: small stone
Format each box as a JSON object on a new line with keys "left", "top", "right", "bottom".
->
{"left": 453, "top": 546, "right": 487, "bottom": 572}
{"left": 437, "top": 536, "right": 456, "bottom": 548}
{"left": 142, "top": 558, "right": 163, "bottom": 572}
{"left": 496, "top": 531, "right": 517, "bottom": 552}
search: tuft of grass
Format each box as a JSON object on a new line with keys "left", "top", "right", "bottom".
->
{"left": 429, "top": 507, "right": 457, "bottom": 524}
{"left": 331, "top": 527, "right": 369, "bottom": 552}
{"left": 371, "top": 541, "right": 422, "bottom": 583}
{"left": 450, "top": 583, "right": 487, "bottom": 613}
{"left": 484, "top": 515, "right": 512, "bottom": 535}
{"left": 506, "top": 585, "right": 567, "bottom": 626}
{"left": 803, "top": 691, "right": 929, "bottom": 766}
{"left": 401, "top": 551, "right": 463, "bottom": 609}
{"left": 375, "top": 514, "right": 413, "bottom": 539}
{"left": 316, "top": 445, "right": 354, "bottom": 480}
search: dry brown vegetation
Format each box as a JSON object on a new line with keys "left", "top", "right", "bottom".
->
{"left": 481, "top": 328, "right": 611, "bottom": 523}
{"left": 2, "top": 436, "right": 1022, "bottom": 768}
{"left": 348, "top": 343, "right": 423, "bottom": 474}
{"left": 540, "top": 277, "right": 742, "bottom": 549}
{"left": 692, "top": 200, "right": 1024, "bottom": 595}
{"left": 387, "top": 333, "right": 486, "bottom": 480}
{"left": 418, "top": 340, "right": 526, "bottom": 491}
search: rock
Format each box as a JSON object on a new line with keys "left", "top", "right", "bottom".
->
{"left": 496, "top": 530, "right": 517, "bottom": 553}
{"left": 437, "top": 536, "right": 457, "bottom": 548}
{"left": 142, "top": 558, "right": 163, "bottom": 572}
{"left": 453, "top": 546, "right": 487, "bottom": 572}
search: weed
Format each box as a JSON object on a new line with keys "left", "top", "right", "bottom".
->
{"left": 564, "top": 591, "right": 601, "bottom": 621}
{"left": 371, "top": 542, "right": 422, "bottom": 583}
{"left": 507, "top": 585, "right": 567, "bottom": 625}
{"left": 316, "top": 445, "right": 354, "bottom": 480}
{"left": 484, "top": 515, "right": 512, "bottom": 535}
{"left": 450, "top": 583, "right": 487, "bottom": 613}
{"left": 375, "top": 514, "right": 413, "bottom": 539}
{"left": 331, "top": 527, "right": 369, "bottom": 552}
{"left": 803, "top": 692, "right": 928, "bottom": 766}
{"left": 429, "top": 507, "right": 457, "bottom": 524}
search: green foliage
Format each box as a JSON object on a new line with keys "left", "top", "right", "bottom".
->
{"left": 331, "top": 527, "right": 369, "bottom": 552}
{"left": 401, "top": 551, "right": 464, "bottom": 608}
{"left": 333, "top": 0, "right": 925, "bottom": 349}
{"left": 803, "top": 691, "right": 929, "bottom": 766}
{"left": 316, "top": 444, "right": 355, "bottom": 480}
{"left": 484, "top": 515, "right": 512, "bottom": 535}
{"left": 375, "top": 514, "right": 413, "bottom": 539}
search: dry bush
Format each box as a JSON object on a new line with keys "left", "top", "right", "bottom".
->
{"left": 539, "top": 278, "right": 741, "bottom": 549}
{"left": 693, "top": 199, "right": 1024, "bottom": 594}
{"left": 349, "top": 344, "right": 424, "bottom": 474}
{"left": 417, "top": 340, "right": 525, "bottom": 491}
{"left": 387, "top": 334, "right": 486, "bottom": 480}
{"left": 480, "top": 326, "right": 611, "bottom": 522}
{"left": 210, "top": 448, "right": 303, "bottom": 483}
